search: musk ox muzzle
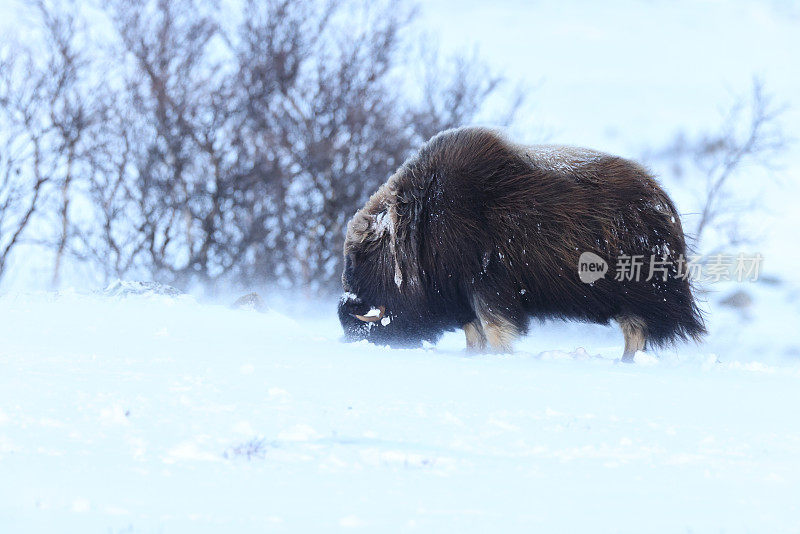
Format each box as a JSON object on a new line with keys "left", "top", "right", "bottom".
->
{"left": 338, "top": 293, "right": 443, "bottom": 348}
{"left": 338, "top": 295, "right": 393, "bottom": 343}
{"left": 338, "top": 126, "right": 706, "bottom": 360}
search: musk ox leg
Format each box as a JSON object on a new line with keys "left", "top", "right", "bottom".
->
{"left": 617, "top": 315, "right": 647, "bottom": 363}
{"left": 483, "top": 320, "right": 518, "bottom": 353}
{"left": 463, "top": 319, "right": 487, "bottom": 352}
{"left": 472, "top": 297, "right": 519, "bottom": 353}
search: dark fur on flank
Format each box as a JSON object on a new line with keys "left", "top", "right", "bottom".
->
{"left": 338, "top": 127, "right": 705, "bottom": 357}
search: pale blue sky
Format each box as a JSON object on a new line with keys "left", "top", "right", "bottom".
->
{"left": 421, "top": 0, "right": 799, "bottom": 152}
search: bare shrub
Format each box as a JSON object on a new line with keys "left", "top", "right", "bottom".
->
{"left": 0, "top": 0, "right": 101, "bottom": 284}
{"left": 644, "top": 79, "right": 788, "bottom": 254}
{"left": 224, "top": 437, "right": 268, "bottom": 461}
{"left": 1, "top": 0, "right": 522, "bottom": 292}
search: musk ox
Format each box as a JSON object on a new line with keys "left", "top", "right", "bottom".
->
{"left": 338, "top": 127, "right": 705, "bottom": 360}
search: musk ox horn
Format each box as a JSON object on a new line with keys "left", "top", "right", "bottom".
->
{"left": 353, "top": 305, "right": 385, "bottom": 323}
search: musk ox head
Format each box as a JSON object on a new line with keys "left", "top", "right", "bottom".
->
{"left": 337, "top": 180, "right": 444, "bottom": 348}
{"left": 338, "top": 294, "right": 427, "bottom": 348}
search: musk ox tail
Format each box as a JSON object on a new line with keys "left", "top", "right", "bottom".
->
{"left": 639, "top": 286, "right": 707, "bottom": 348}
{"left": 628, "top": 187, "right": 707, "bottom": 348}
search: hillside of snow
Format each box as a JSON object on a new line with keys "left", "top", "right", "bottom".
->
{"left": 1, "top": 280, "right": 799, "bottom": 532}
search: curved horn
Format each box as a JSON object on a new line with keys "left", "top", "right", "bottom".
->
{"left": 353, "top": 305, "right": 385, "bottom": 323}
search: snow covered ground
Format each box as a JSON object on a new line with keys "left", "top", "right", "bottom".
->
{"left": 2, "top": 279, "right": 799, "bottom": 532}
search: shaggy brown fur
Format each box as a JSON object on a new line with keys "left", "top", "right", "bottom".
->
{"left": 338, "top": 127, "right": 705, "bottom": 358}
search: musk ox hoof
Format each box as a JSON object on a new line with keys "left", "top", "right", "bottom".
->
{"left": 620, "top": 350, "right": 657, "bottom": 364}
